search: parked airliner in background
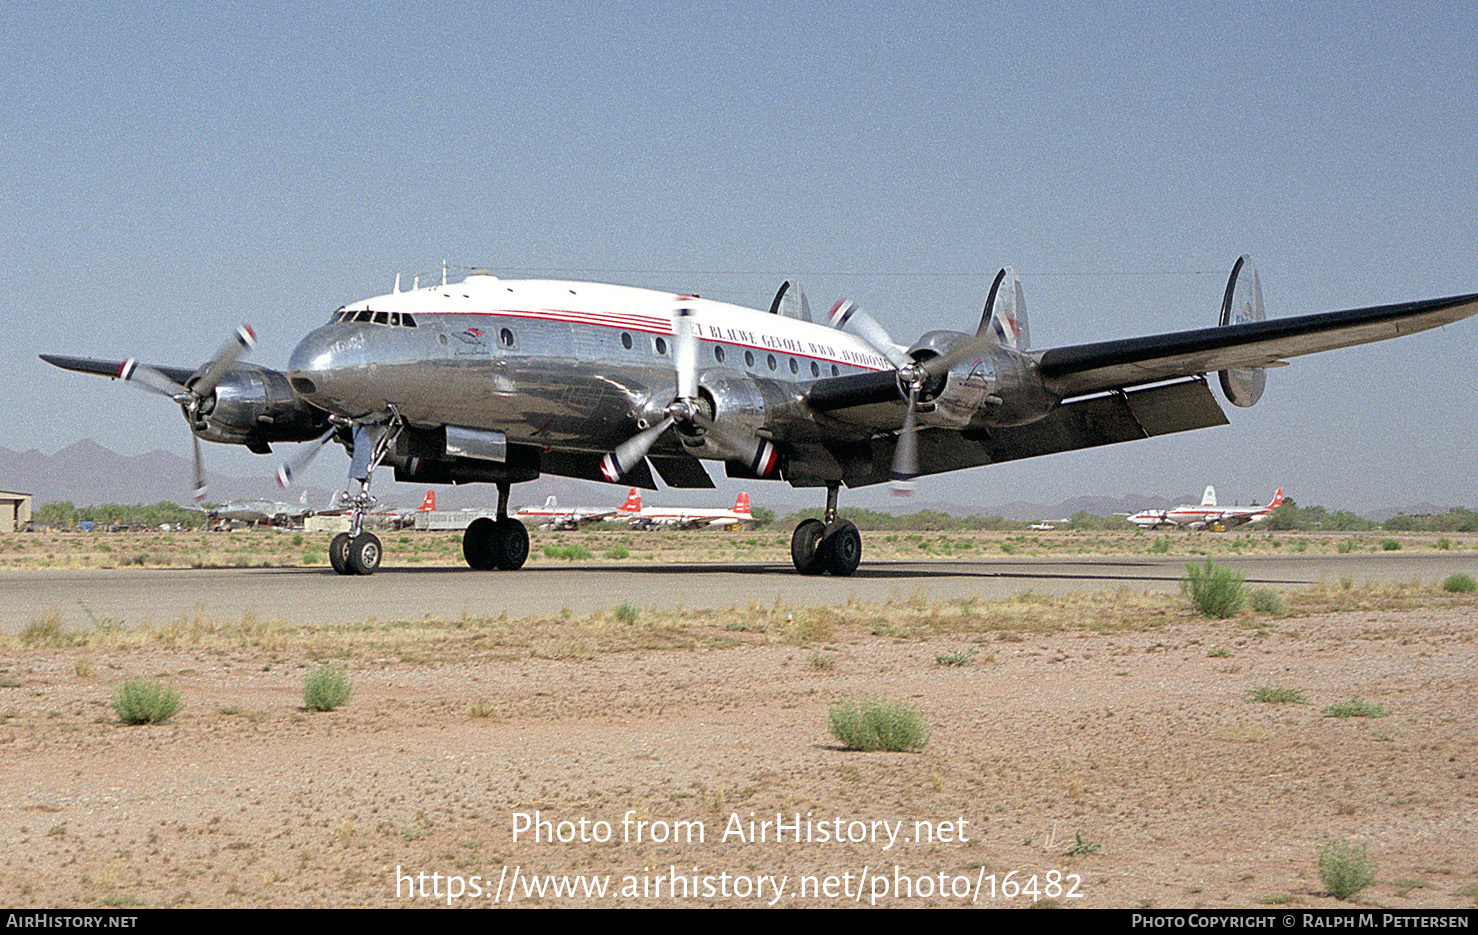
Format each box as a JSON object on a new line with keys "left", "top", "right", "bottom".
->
{"left": 1129, "top": 486, "right": 1283, "bottom": 531}
{"left": 513, "top": 489, "right": 636, "bottom": 530}
{"left": 42, "top": 255, "right": 1478, "bottom": 576}
{"left": 629, "top": 491, "right": 756, "bottom": 530}
{"left": 194, "top": 492, "right": 316, "bottom": 530}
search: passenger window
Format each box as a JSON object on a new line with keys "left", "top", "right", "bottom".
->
{"left": 810, "top": 361, "right": 820, "bottom": 377}
{"left": 767, "top": 354, "right": 777, "bottom": 371}
{"left": 745, "top": 350, "right": 755, "bottom": 368}
{"left": 621, "top": 332, "right": 633, "bottom": 350}
{"left": 500, "top": 328, "right": 515, "bottom": 348}
{"left": 655, "top": 337, "right": 668, "bottom": 356}
{"left": 713, "top": 345, "right": 726, "bottom": 364}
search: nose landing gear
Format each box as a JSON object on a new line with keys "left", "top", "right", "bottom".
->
{"left": 329, "top": 422, "right": 399, "bottom": 576}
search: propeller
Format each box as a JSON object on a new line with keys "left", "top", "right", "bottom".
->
{"left": 600, "top": 300, "right": 779, "bottom": 482}
{"left": 599, "top": 303, "right": 700, "bottom": 482}
{"left": 275, "top": 427, "right": 337, "bottom": 488}
{"left": 828, "top": 300, "right": 997, "bottom": 494}
{"left": 118, "top": 325, "right": 256, "bottom": 501}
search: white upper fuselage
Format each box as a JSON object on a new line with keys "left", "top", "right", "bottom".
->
{"left": 286, "top": 273, "right": 899, "bottom": 454}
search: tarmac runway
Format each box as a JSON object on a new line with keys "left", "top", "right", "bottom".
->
{"left": 5, "top": 551, "right": 1476, "bottom": 633}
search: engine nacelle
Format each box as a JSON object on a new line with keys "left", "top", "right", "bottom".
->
{"left": 190, "top": 363, "right": 330, "bottom": 451}
{"left": 910, "top": 332, "right": 1057, "bottom": 429}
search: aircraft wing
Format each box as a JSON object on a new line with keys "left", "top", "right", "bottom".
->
{"left": 1036, "top": 292, "right": 1478, "bottom": 398}
{"left": 837, "top": 378, "right": 1229, "bottom": 487}
{"left": 40, "top": 354, "right": 197, "bottom": 387}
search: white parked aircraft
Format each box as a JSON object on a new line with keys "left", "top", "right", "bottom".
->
{"left": 42, "top": 255, "right": 1478, "bottom": 576}
{"left": 629, "top": 491, "right": 756, "bottom": 529}
{"left": 513, "top": 489, "right": 639, "bottom": 530}
{"left": 1129, "top": 486, "right": 1283, "bottom": 531}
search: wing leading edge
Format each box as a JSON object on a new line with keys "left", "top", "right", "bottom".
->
{"left": 1037, "top": 292, "right": 1478, "bottom": 399}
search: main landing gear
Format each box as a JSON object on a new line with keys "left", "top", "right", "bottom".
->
{"left": 790, "top": 482, "right": 861, "bottom": 576}
{"left": 461, "top": 481, "right": 530, "bottom": 571}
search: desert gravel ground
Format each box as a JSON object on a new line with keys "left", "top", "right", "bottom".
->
{"left": 2, "top": 595, "right": 1476, "bottom": 909}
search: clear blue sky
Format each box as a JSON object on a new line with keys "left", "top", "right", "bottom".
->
{"left": 6, "top": 1, "right": 1475, "bottom": 512}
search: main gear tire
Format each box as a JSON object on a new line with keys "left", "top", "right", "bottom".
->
{"left": 791, "top": 519, "right": 827, "bottom": 575}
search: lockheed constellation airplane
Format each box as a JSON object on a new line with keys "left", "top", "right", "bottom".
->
{"left": 41, "top": 256, "right": 1478, "bottom": 577}
{"left": 1127, "top": 486, "right": 1284, "bottom": 531}
{"left": 628, "top": 490, "right": 756, "bottom": 530}
{"left": 512, "top": 489, "right": 636, "bottom": 530}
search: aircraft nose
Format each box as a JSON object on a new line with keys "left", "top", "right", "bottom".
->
{"left": 287, "top": 326, "right": 364, "bottom": 399}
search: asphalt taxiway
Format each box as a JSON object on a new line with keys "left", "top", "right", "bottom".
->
{"left": 4, "top": 551, "right": 1476, "bottom": 633}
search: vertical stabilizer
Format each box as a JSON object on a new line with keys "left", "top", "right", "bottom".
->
{"left": 1202, "top": 485, "right": 1217, "bottom": 507}
{"left": 979, "top": 267, "right": 1030, "bottom": 350}
{"left": 620, "top": 488, "right": 643, "bottom": 514}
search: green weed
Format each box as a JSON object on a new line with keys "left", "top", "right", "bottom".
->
{"left": 1065, "top": 829, "right": 1103, "bottom": 856}
{"left": 1182, "top": 557, "right": 1246, "bottom": 618}
{"left": 303, "top": 665, "right": 352, "bottom": 712}
{"left": 1247, "top": 686, "right": 1307, "bottom": 704}
{"left": 828, "top": 698, "right": 929, "bottom": 752}
{"left": 1248, "top": 587, "right": 1286, "bottom": 615}
{"left": 111, "top": 678, "right": 183, "bottom": 725}
{"left": 1442, "top": 572, "right": 1476, "bottom": 593}
{"left": 934, "top": 648, "right": 975, "bottom": 667}
{"left": 1322, "top": 697, "right": 1386, "bottom": 719}
{"left": 1318, "top": 839, "right": 1376, "bottom": 900}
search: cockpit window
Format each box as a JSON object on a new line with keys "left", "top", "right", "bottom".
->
{"left": 330, "top": 308, "right": 417, "bottom": 327}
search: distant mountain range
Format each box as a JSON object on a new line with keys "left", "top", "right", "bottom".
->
{"left": 0, "top": 440, "right": 1456, "bottom": 523}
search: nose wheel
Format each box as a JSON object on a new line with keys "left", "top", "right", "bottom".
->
{"left": 790, "top": 483, "right": 861, "bottom": 576}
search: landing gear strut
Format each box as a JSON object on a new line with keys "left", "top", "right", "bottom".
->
{"left": 330, "top": 420, "right": 402, "bottom": 576}
{"left": 790, "top": 482, "right": 861, "bottom": 576}
{"left": 462, "top": 481, "right": 529, "bottom": 571}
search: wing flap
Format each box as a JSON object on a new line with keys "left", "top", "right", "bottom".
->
{"left": 1037, "top": 293, "right": 1478, "bottom": 398}
{"left": 840, "top": 378, "right": 1228, "bottom": 487}
{"left": 649, "top": 455, "right": 716, "bottom": 489}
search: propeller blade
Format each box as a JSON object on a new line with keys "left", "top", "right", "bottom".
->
{"left": 828, "top": 300, "right": 913, "bottom": 371}
{"left": 191, "top": 434, "right": 208, "bottom": 503}
{"left": 891, "top": 383, "right": 919, "bottom": 496}
{"left": 190, "top": 324, "right": 257, "bottom": 398}
{"left": 118, "top": 359, "right": 190, "bottom": 399}
{"left": 276, "top": 428, "right": 336, "bottom": 488}
{"left": 599, "top": 416, "right": 674, "bottom": 483}
{"left": 673, "top": 302, "right": 699, "bottom": 400}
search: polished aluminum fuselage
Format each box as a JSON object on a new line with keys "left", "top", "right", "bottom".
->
{"left": 288, "top": 274, "right": 903, "bottom": 455}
